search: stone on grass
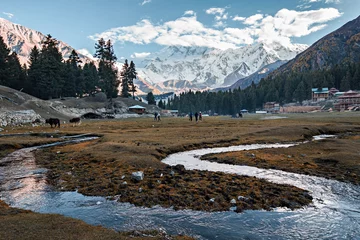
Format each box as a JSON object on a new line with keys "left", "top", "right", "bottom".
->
{"left": 230, "top": 199, "right": 236, "bottom": 204}
{"left": 138, "top": 187, "right": 142, "bottom": 193}
{"left": 238, "top": 196, "right": 248, "bottom": 201}
{"left": 131, "top": 171, "right": 144, "bottom": 181}
{"left": 209, "top": 198, "right": 215, "bottom": 203}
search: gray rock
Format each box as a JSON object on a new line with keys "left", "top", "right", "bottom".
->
{"left": 131, "top": 171, "right": 144, "bottom": 181}
{"left": 138, "top": 187, "right": 142, "bottom": 193}
{"left": 122, "top": 181, "right": 127, "bottom": 185}
{"left": 230, "top": 199, "right": 236, "bottom": 204}
{"left": 209, "top": 198, "right": 215, "bottom": 203}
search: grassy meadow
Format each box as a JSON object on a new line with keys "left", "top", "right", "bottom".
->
{"left": 1, "top": 111, "right": 359, "bottom": 239}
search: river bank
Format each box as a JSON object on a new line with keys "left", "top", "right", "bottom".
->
{"left": 1, "top": 112, "right": 360, "bottom": 239}
{"left": 0, "top": 200, "right": 192, "bottom": 240}
{"left": 202, "top": 133, "right": 360, "bottom": 184}
{"left": 30, "top": 113, "right": 358, "bottom": 211}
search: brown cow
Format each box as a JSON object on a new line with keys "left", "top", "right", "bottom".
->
{"left": 69, "top": 117, "right": 81, "bottom": 126}
{"left": 45, "top": 118, "right": 60, "bottom": 128}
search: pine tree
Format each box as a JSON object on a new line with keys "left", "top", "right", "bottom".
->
{"left": 27, "top": 46, "right": 41, "bottom": 97}
{"left": 64, "top": 50, "right": 83, "bottom": 97}
{"left": 127, "top": 60, "right": 137, "bottom": 99}
{"left": 158, "top": 99, "right": 164, "bottom": 109}
{"left": 0, "top": 36, "right": 10, "bottom": 85}
{"left": 94, "top": 38, "right": 120, "bottom": 99}
{"left": 146, "top": 91, "right": 156, "bottom": 105}
{"left": 38, "top": 34, "right": 64, "bottom": 99}
{"left": 120, "top": 59, "right": 130, "bottom": 97}
{"left": 83, "top": 62, "right": 99, "bottom": 95}
{"left": 6, "top": 52, "right": 22, "bottom": 90}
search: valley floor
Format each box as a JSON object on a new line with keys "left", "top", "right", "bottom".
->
{"left": 1, "top": 112, "right": 359, "bottom": 238}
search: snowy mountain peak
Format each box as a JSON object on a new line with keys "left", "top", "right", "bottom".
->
{"left": 0, "top": 17, "right": 91, "bottom": 65}
{"left": 138, "top": 41, "right": 308, "bottom": 91}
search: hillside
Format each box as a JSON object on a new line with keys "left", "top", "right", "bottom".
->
{"left": 272, "top": 15, "right": 360, "bottom": 76}
{"left": 224, "top": 60, "right": 287, "bottom": 91}
{"left": 0, "top": 85, "right": 159, "bottom": 126}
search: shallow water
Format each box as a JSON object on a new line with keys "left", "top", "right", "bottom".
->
{"left": 0, "top": 136, "right": 359, "bottom": 240}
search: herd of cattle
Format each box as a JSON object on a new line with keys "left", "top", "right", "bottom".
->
{"left": 42, "top": 117, "right": 81, "bottom": 128}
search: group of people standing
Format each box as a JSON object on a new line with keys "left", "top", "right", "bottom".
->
{"left": 189, "top": 112, "right": 202, "bottom": 122}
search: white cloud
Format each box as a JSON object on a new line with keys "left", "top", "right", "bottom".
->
{"left": 140, "top": 0, "right": 151, "bottom": 6}
{"left": 205, "top": 7, "right": 229, "bottom": 28}
{"left": 3, "top": 12, "right": 14, "bottom": 19}
{"left": 232, "top": 15, "right": 246, "bottom": 21}
{"left": 214, "top": 21, "right": 226, "bottom": 28}
{"left": 244, "top": 14, "right": 264, "bottom": 25}
{"left": 131, "top": 52, "right": 151, "bottom": 58}
{"left": 89, "top": 7, "right": 342, "bottom": 50}
{"left": 205, "top": 8, "right": 225, "bottom": 15}
{"left": 184, "top": 10, "right": 196, "bottom": 16}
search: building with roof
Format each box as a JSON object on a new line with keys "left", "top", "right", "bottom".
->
{"left": 334, "top": 90, "right": 360, "bottom": 111}
{"left": 312, "top": 88, "right": 329, "bottom": 102}
{"left": 263, "top": 102, "right": 280, "bottom": 113}
{"left": 128, "top": 105, "right": 146, "bottom": 114}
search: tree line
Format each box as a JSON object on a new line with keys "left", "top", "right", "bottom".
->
{"left": 0, "top": 35, "right": 137, "bottom": 100}
{"left": 162, "top": 61, "right": 360, "bottom": 114}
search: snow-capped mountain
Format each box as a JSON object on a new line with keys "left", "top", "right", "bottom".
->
{"left": 0, "top": 17, "right": 90, "bottom": 65}
{"left": 138, "top": 43, "right": 308, "bottom": 92}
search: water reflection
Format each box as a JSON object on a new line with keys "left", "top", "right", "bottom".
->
{"left": 0, "top": 137, "right": 359, "bottom": 240}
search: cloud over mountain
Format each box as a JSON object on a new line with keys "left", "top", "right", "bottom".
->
{"left": 89, "top": 7, "right": 342, "bottom": 50}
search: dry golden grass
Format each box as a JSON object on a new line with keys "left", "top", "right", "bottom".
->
{"left": 0, "top": 201, "right": 192, "bottom": 240}
{"left": 1, "top": 112, "right": 359, "bottom": 239}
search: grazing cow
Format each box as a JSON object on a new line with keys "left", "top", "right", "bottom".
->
{"left": 45, "top": 118, "right": 60, "bottom": 128}
{"left": 69, "top": 117, "right": 81, "bottom": 126}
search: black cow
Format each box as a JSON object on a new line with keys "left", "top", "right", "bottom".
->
{"left": 69, "top": 117, "right": 81, "bottom": 126}
{"left": 45, "top": 118, "right": 60, "bottom": 128}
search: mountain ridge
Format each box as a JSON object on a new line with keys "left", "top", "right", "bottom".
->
{"left": 270, "top": 15, "right": 360, "bottom": 77}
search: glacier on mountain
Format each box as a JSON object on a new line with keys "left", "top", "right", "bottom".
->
{"left": 137, "top": 42, "right": 308, "bottom": 92}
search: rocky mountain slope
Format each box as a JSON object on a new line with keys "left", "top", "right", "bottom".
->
{"left": 271, "top": 15, "right": 360, "bottom": 76}
{"left": 137, "top": 43, "right": 308, "bottom": 92}
{"left": 0, "top": 17, "right": 90, "bottom": 65}
{"left": 216, "top": 60, "right": 287, "bottom": 91}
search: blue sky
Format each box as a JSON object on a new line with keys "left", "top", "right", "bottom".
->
{"left": 1, "top": 0, "right": 359, "bottom": 62}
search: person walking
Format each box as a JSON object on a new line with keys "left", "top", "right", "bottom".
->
{"left": 189, "top": 112, "right": 193, "bottom": 121}
{"left": 199, "top": 111, "right": 202, "bottom": 121}
{"left": 154, "top": 112, "right": 158, "bottom": 121}
{"left": 194, "top": 112, "right": 199, "bottom": 122}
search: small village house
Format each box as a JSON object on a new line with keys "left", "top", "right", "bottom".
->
{"left": 312, "top": 88, "right": 329, "bottom": 102}
{"left": 334, "top": 90, "right": 360, "bottom": 111}
{"left": 129, "top": 105, "right": 146, "bottom": 114}
{"left": 161, "top": 109, "right": 179, "bottom": 116}
{"left": 263, "top": 102, "right": 280, "bottom": 113}
{"left": 329, "top": 88, "right": 339, "bottom": 97}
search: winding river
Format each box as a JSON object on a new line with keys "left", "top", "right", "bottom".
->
{"left": 0, "top": 136, "right": 359, "bottom": 239}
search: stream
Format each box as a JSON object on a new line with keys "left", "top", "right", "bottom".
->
{"left": 0, "top": 136, "right": 359, "bottom": 239}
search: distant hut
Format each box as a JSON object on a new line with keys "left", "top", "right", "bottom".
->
{"left": 129, "top": 105, "right": 146, "bottom": 114}
{"left": 240, "top": 109, "right": 248, "bottom": 114}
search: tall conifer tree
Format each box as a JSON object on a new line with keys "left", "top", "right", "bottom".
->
{"left": 127, "top": 60, "right": 137, "bottom": 99}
